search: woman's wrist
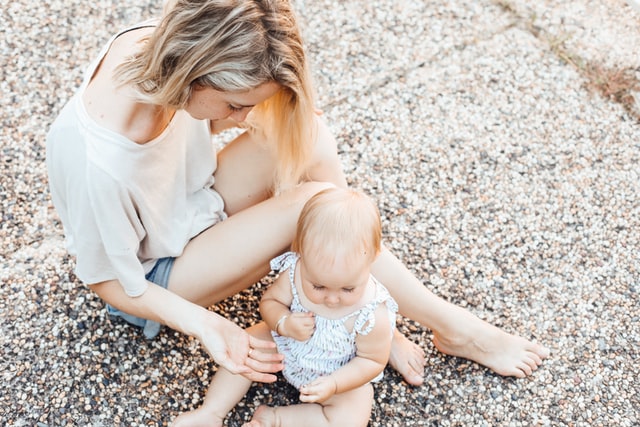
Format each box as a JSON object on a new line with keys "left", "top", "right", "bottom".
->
{"left": 128, "top": 283, "right": 210, "bottom": 338}
{"left": 171, "top": 299, "right": 218, "bottom": 340}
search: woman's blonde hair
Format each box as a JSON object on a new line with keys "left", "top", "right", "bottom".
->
{"left": 292, "top": 188, "right": 382, "bottom": 265}
{"left": 115, "top": 0, "right": 315, "bottom": 190}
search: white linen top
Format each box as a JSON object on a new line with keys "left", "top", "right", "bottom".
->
{"left": 46, "top": 23, "right": 226, "bottom": 296}
{"left": 269, "top": 252, "right": 398, "bottom": 390}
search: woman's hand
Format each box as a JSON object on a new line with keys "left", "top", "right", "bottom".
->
{"left": 299, "top": 375, "right": 337, "bottom": 403}
{"left": 198, "top": 312, "right": 284, "bottom": 383}
{"left": 91, "top": 281, "right": 283, "bottom": 382}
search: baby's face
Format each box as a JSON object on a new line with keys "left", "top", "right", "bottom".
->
{"left": 299, "top": 251, "right": 371, "bottom": 310}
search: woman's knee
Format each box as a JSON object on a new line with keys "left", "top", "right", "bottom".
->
{"left": 305, "top": 116, "right": 348, "bottom": 187}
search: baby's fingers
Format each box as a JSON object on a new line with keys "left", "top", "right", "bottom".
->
{"left": 299, "top": 385, "right": 320, "bottom": 403}
{"left": 292, "top": 311, "right": 314, "bottom": 320}
{"left": 299, "top": 393, "right": 318, "bottom": 403}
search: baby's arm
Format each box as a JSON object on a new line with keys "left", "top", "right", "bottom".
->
{"left": 260, "top": 273, "right": 315, "bottom": 341}
{"left": 299, "top": 304, "right": 393, "bottom": 403}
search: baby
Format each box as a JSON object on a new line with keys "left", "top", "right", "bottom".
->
{"left": 172, "top": 187, "right": 398, "bottom": 427}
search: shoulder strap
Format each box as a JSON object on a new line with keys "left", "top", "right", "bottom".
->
{"left": 80, "top": 19, "right": 159, "bottom": 90}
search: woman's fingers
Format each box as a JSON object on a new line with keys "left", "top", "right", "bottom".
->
{"left": 244, "top": 335, "right": 284, "bottom": 381}
{"left": 248, "top": 334, "right": 278, "bottom": 351}
{"left": 241, "top": 366, "right": 280, "bottom": 383}
{"left": 246, "top": 335, "right": 283, "bottom": 363}
{"left": 201, "top": 316, "right": 282, "bottom": 383}
{"left": 246, "top": 348, "right": 283, "bottom": 364}
{"left": 214, "top": 349, "right": 281, "bottom": 383}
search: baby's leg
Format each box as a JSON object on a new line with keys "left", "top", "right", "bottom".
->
{"left": 243, "top": 384, "right": 373, "bottom": 427}
{"left": 172, "top": 322, "right": 276, "bottom": 427}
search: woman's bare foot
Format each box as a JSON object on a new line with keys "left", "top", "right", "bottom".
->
{"left": 171, "top": 407, "right": 224, "bottom": 427}
{"left": 389, "top": 329, "right": 426, "bottom": 386}
{"left": 242, "top": 405, "right": 277, "bottom": 427}
{"left": 432, "top": 311, "right": 550, "bottom": 378}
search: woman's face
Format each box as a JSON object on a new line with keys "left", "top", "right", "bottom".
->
{"left": 184, "top": 81, "right": 281, "bottom": 122}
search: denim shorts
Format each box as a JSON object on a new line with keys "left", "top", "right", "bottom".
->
{"left": 106, "top": 257, "right": 175, "bottom": 339}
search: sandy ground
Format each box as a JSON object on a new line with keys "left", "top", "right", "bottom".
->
{"left": 2, "top": 0, "right": 639, "bottom": 426}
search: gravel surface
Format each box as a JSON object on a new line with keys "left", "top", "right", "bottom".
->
{"left": 2, "top": 0, "right": 639, "bottom": 426}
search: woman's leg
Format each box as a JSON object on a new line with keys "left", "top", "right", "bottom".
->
{"left": 307, "top": 117, "right": 549, "bottom": 378}
{"left": 171, "top": 117, "right": 547, "bottom": 382}
{"left": 372, "top": 248, "right": 550, "bottom": 378}
{"left": 167, "top": 118, "right": 347, "bottom": 306}
{"left": 167, "top": 132, "right": 332, "bottom": 305}
{"left": 171, "top": 121, "right": 423, "bottom": 384}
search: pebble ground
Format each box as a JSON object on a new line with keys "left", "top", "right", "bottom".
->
{"left": 1, "top": 0, "right": 639, "bottom": 426}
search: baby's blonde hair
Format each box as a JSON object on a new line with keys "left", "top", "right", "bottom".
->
{"left": 292, "top": 188, "right": 382, "bottom": 265}
{"left": 115, "top": 0, "right": 315, "bottom": 190}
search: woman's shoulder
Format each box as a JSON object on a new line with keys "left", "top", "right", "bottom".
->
{"left": 83, "top": 26, "right": 164, "bottom": 144}
{"left": 105, "top": 26, "right": 155, "bottom": 69}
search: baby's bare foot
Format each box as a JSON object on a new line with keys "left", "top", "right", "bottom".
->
{"left": 171, "top": 407, "right": 224, "bottom": 427}
{"left": 389, "top": 329, "right": 426, "bottom": 386}
{"left": 433, "top": 313, "right": 550, "bottom": 378}
{"left": 242, "top": 405, "right": 277, "bottom": 427}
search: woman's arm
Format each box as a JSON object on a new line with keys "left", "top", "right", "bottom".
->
{"left": 91, "top": 279, "right": 283, "bottom": 382}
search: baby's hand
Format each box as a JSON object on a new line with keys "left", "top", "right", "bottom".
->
{"left": 299, "top": 376, "right": 336, "bottom": 403}
{"left": 281, "top": 312, "right": 315, "bottom": 341}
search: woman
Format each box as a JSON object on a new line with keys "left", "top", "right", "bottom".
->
{"left": 46, "top": 0, "right": 548, "bottom": 389}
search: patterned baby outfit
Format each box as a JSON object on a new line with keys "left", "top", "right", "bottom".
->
{"left": 269, "top": 252, "right": 398, "bottom": 390}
